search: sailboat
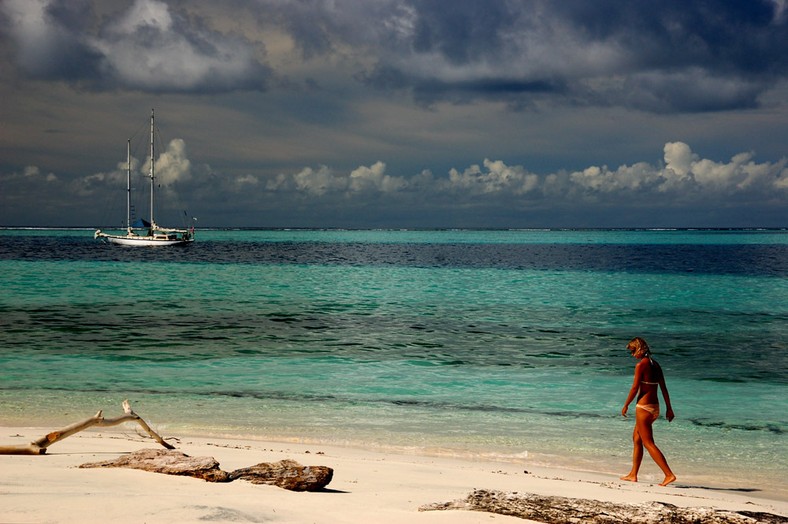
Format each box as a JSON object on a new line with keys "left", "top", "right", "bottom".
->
{"left": 95, "top": 110, "right": 195, "bottom": 246}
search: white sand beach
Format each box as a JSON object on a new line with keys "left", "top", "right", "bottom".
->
{"left": 2, "top": 426, "right": 786, "bottom": 524}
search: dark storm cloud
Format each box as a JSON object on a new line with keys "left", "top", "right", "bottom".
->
{"left": 548, "top": 0, "right": 788, "bottom": 111}
{"left": 4, "top": 0, "right": 785, "bottom": 109}
{"left": 2, "top": 0, "right": 271, "bottom": 93}
{"left": 0, "top": 0, "right": 102, "bottom": 80}
{"left": 556, "top": 0, "right": 786, "bottom": 73}
{"left": 264, "top": 0, "right": 788, "bottom": 112}
{"left": 408, "top": 0, "right": 515, "bottom": 65}
{"left": 362, "top": 65, "right": 564, "bottom": 107}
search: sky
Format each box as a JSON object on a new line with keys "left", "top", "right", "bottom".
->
{"left": 1, "top": 0, "right": 787, "bottom": 229}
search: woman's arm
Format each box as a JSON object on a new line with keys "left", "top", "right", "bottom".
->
{"left": 621, "top": 361, "right": 644, "bottom": 417}
{"left": 657, "top": 362, "right": 675, "bottom": 422}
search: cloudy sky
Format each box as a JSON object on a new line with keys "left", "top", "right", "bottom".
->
{"left": 1, "top": 0, "right": 787, "bottom": 228}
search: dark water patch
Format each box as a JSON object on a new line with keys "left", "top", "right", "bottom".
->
{"left": 270, "top": 314, "right": 300, "bottom": 323}
{"left": 688, "top": 418, "right": 785, "bottom": 434}
{"left": 1, "top": 234, "right": 786, "bottom": 276}
{"left": 1, "top": 294, "right": 785, "bottom": 382}
{"left": 700, "top": 377, "right": 749, "bottom": 384}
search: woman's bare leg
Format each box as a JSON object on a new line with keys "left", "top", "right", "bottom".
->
{"left": 620, "top": 424, "right": 643, "bottom": 482}
{"left": 635, "top": 410, "right": 676, "bottom": 486}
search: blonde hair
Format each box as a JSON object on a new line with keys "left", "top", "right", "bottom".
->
{"left": 627, "top": 337, "right": 651, "bottom": 357}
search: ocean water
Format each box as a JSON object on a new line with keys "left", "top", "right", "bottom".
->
{"left": 1, "top": 228, "right": 786, "bottom": 497}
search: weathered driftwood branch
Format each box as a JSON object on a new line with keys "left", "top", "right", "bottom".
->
{"left": 419, "top": 489, "right": 788, "bottom": 524}
{"left": 0, "top": 400, "right": 174, "bottom": 455}
{"left": 81, "top": 448, "right": 229, "bottom": 482}
{"left": 81, "top": 449, "right": 334, "bottom": 491}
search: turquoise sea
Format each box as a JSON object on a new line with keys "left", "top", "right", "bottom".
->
{"left": 1, "top": 229, "right": 786, "bottom": 498}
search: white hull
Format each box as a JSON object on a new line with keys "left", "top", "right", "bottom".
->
{"left": 96, "top": 232, "right": 193, "bottom": 246}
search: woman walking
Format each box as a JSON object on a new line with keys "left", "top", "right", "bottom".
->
{"left": 621, "top": 337, "right": 676, "bottom": 486}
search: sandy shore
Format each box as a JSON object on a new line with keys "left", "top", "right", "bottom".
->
{"left": 1, "top": 426, "right": 786, "bottom": 524}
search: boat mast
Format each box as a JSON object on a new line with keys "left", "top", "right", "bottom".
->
{"left": 149, "top": 108, "right": 155, "bottom": 228}
{"left": 126, "top": 139, "right": 131, "bottom": 234}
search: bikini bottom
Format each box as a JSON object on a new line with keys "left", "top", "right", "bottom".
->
{"left": 636, "top": 403, "right": 660, "bottom": 419}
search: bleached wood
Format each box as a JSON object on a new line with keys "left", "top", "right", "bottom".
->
{"left": 419, "top": 489, "right": 785, "bottom": 523}
{"left": 0, "top": 400, "right": 174, "bottom": 455}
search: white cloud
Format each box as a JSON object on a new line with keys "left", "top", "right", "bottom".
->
{"left": 7, "top": 140, "right": 784, "bottom": 226}
{"left": 96, "top": 0, "right": 264, "bottom": 91}
{"left": 293, "top": 165, "right": 347, "bottom": 196}
{"left": 149, "top": 139, "right": 191, "bottom": 186}
{"left": 349, "top": 161, "right": 406, "bottom": 193}
{"left": 565, "top": 142, "right": 788, "bottom": 197}
{"left": 481, "top": 159, "right": 539, "bottom": 194}
{"left": 227, "top": 142, "right": 786, "bottom": 205}
{"left": 691, "top": 154, "right": 751, "bottom": 190}
{"left": 69, "top": 139, "right": 189, "bottom": 198}
{"left": 1, "top": 0, "right": 268, "bottom": 92}
{"left": 663, "top": 142, "right": 695, "bottom": 179}
{"left": 94, "top": 0, "right": 266, "bottom": 92}
{"left": 22, "top": 165, "right": 57, "bottom": 182}
{"left": 252, "top": 157, "right": 540, "bottom": 200}
{"left": 658, "top": 142, "right": 788, "bottom": 194}
{"left": 265, "top": 173, "right": 289, "bottom": 192}
{"left": 446, "top": 159, "right": 538, "bottom": 195}
{"left": 236, "top": 174, "right": 260, "bottom": 187}
{"left": 775, "top": 166, "right": 788, "bottom": 189}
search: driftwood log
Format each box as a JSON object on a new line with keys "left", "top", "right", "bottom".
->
{"left": 81, "top": 449, "right": 333, "bottom": 491}
{"left": 0, "top": 400, "right": 173, "bottom": 455}
{"left": 230, "top": 458, "right": 334, "bottom": 491}
{"left": 80, "top": 449, "right": 230, "bottom": 482}
{"left": 419, "top": 489, "right": 788, "bottom": 524}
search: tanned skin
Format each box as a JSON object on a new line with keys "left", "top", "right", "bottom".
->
{"left": 620, "top": 338, "right": 676, "bottom": 487}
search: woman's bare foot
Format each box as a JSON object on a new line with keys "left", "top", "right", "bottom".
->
{"left": 620, "top": 474, "right": 637, "bottom": 482}
{"left": 659, "top": 474, "right": 677, "bottom": 486}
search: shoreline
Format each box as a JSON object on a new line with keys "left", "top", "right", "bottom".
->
{"left": 2, "top": 392, "right": 785, "bottom": 501}
{"left": 176, "top": 428, "right": 788, "bottom": 502}
{"left": 2, "top": 425, "right": 786, "bottom": 524}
